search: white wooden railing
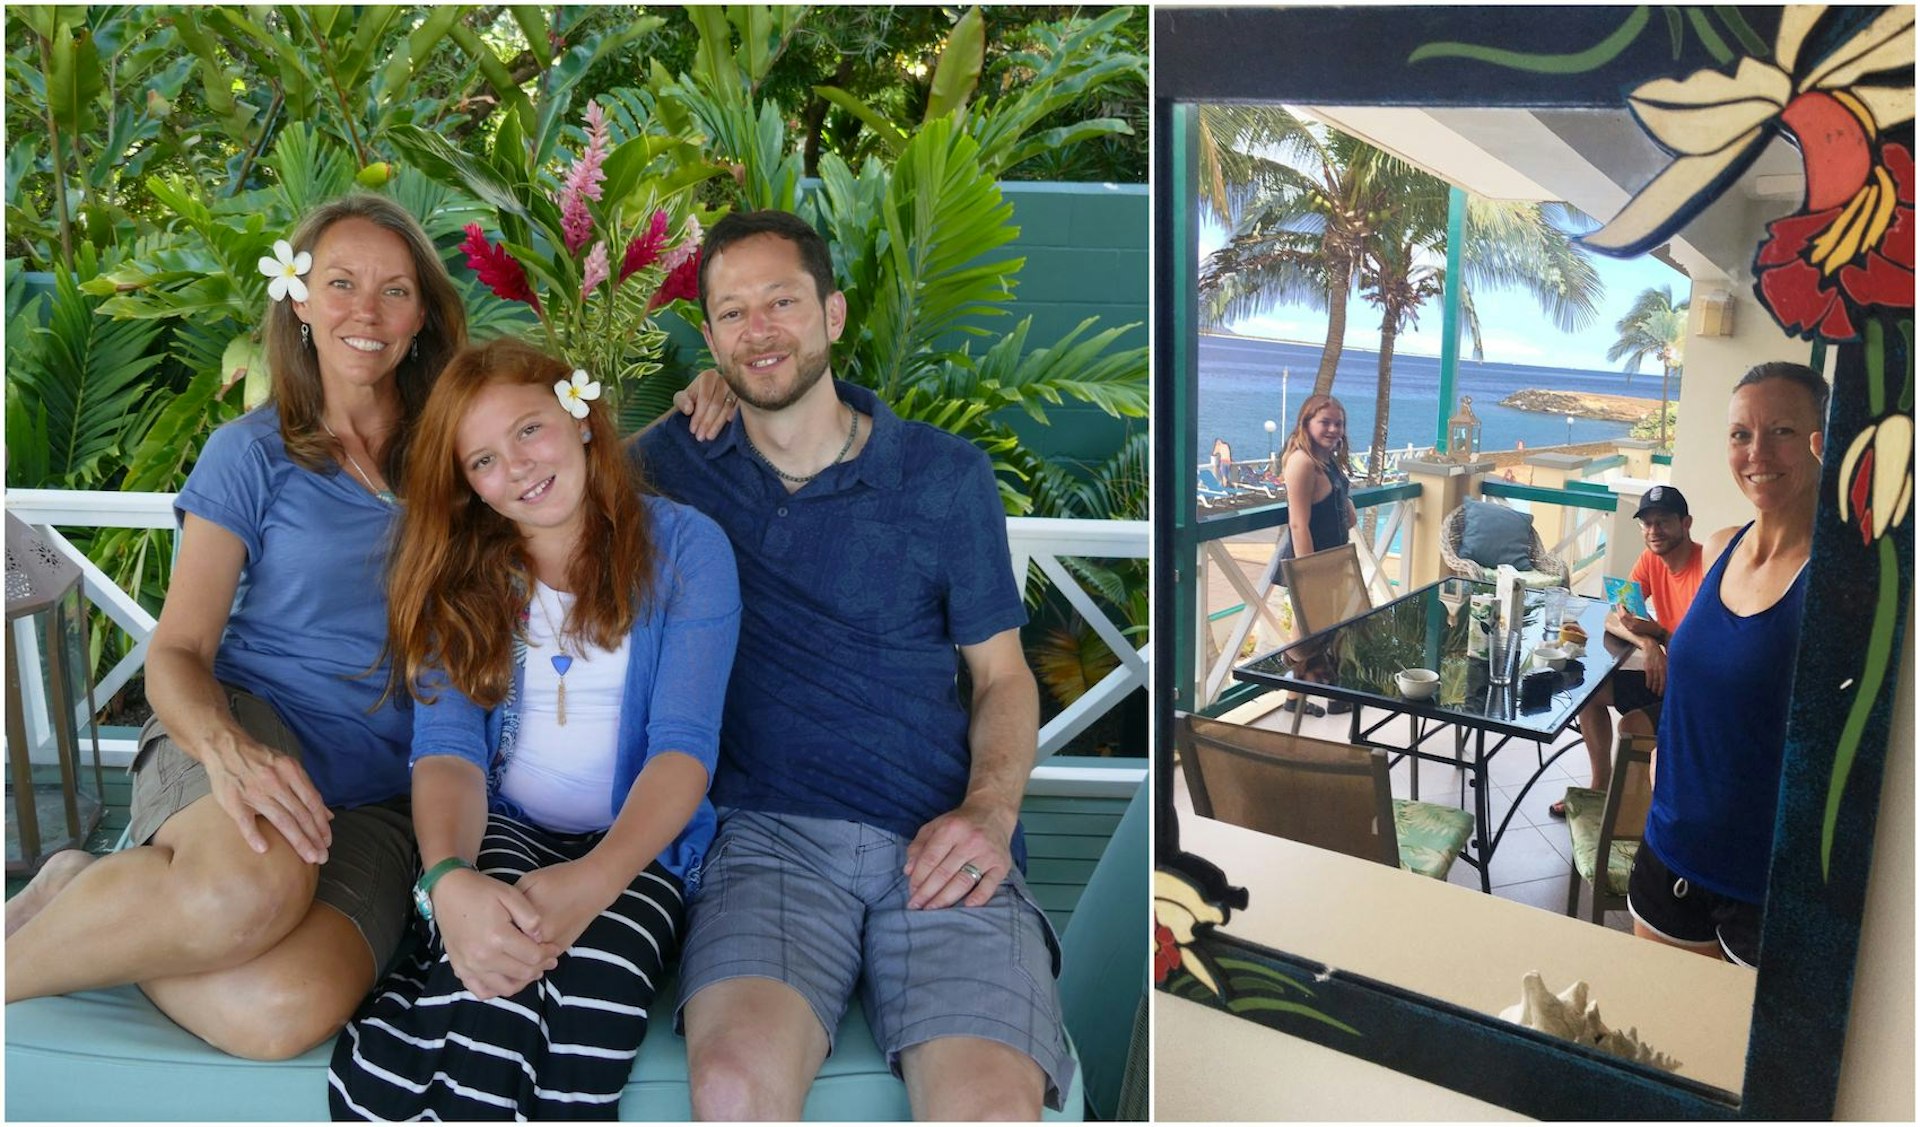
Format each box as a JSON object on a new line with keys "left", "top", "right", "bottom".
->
{"left": 4, "top": 490, "right": 1148, "bottom": 796}
{"left": 1195, "top": 489, "right": 1417, "bottom": 710}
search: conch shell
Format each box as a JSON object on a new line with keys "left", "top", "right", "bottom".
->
{"left": 1499, "top": 971, "right": 1681, "bottom": 1072}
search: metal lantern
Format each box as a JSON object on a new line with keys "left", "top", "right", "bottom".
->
{"left": 1447, "top": 395, "right": 1483, "bottom": 462}
{"left": 5, "top": 513, "right": 105, "bottom": 874}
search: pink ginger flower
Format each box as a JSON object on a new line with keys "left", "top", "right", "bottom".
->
{"left": 561, "top": 193, "right": 594, "bottom": 255}
{"left": 581, "top": 240, "right": 610, "bottom": 296}
{"left": 620, "top": 210, "right": 671, "bottom": 283}
{"left": 566, "top": 102, "right": 610, "bottom": 202}
{"left": 556, "top": 101, "right": 611, "bottom": 254}
{"left": 460, "top": 224, "right": 540, "bottom": 311}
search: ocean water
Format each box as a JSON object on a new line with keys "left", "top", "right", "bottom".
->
{"left": 1198, "top": 334, "right": 1676, "bottom": 468}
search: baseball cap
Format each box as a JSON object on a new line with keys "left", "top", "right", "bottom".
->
{"left": 1634, "top": 484, "right": 1689, "bottom": 521}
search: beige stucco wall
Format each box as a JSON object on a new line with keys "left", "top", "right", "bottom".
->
{"left": 1834, "top": 603, "right": 1916, "bottom": 1120}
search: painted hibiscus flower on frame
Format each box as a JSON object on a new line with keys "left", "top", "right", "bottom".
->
{"left": 1578, "top": 5, "right": 1914, "bottom": 344}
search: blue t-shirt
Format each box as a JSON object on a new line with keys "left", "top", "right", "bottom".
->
{"left": 408, "top": 495, "right": 741, "bottom": 886}
{"left": 635, "top": 382, "right": 1030, "bottom": 861}
{"left": 1644, "top": 522, "right": 1809, "bottom": 904}
{"left": 176, "top": 406, "right": 411, "bottom": 809}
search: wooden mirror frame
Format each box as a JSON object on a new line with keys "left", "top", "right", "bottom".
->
{"left": 1151, "top": 6, "right": 1914, "bottom": 1119}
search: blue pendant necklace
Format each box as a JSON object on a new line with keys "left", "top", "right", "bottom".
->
{"left": 533, "top": 584, "right": 574, "bottom": 726}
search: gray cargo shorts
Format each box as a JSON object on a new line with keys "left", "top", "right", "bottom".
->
{"left": 674, "top": 808, "right": 1075, "bottom": 1111}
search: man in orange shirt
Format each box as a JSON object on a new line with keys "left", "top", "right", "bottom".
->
{"left": 1552, "top": 485, "right": 1704, "bottom": 817}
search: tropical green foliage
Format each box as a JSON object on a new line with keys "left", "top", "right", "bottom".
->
{"left": 6, "top": 5, "right": 1149, "bottom": 696}
{"left": 649, "top": 5, "right": 1149, "bottom": 514}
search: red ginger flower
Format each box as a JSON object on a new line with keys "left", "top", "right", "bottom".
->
{"left": 460, "top": 224, "right": 540, "bottom": 312}
{"left": 620, "top": 210, "right": 671, "bottom": 283}
{"left": 650, "top": 248, "right": 701, "bottom": 311}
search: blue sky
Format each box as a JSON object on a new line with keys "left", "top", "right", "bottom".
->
{"left": 1198, "top": 214, "right": 1691, "bottom": 375}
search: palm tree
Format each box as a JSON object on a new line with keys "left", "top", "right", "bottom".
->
{"left": 1196, "top": 106, "right": 1428, "bottom": 396}
{"left": 1200, "top": 107, "right": 1605, "bottom": 471}
{"left": 1607, "top": 285, "right": 1688, "bottom": 450}
{"left": 1353, "top": 194, "right": 1604, "bottom": 482}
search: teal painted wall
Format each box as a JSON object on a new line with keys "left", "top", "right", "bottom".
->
{"left": 987, "top": 182, "right": 1148, "bottom": 468}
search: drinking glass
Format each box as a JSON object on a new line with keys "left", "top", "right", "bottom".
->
{"left": 1489, "top": 628, "right": 1520, "bottom": 687}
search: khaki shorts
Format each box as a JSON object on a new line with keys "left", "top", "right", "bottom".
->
{"left": 128, "top": 687, "right": 417, "bottom": 967}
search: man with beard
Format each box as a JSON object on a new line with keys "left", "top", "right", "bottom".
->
{"left": 633, "top": 210, "right": 1072, "bottom": 1120}
{"left": 1552, "top": 484, "right": 1704, "bottom": 817}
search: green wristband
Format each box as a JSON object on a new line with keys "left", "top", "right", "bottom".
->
{"left": 412, "top": 856, "right": 475, "bottom": 924}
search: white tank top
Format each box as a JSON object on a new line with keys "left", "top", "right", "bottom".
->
{"left": 500, "top": 582, "right": 629, "bottom": 833}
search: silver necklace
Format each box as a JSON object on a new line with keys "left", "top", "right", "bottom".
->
{"left": 531, "top": 584, "right": 575, "bottom": 726}
{"left": 322, "top": 421, "right": 396, "bottom": 505}
{"left": 742, "top": 408, "right": 859, "bottom": 484}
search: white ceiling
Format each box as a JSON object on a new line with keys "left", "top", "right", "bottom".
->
{"left": 1297, "top": 105, "right": 1807, "bottom": 287}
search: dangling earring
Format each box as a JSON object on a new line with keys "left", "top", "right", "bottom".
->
{"left": 299, "top": 323, "right": 311, "bottom": 348}
{"left": 411, "top": 337, "right": 419, "bottom": 360}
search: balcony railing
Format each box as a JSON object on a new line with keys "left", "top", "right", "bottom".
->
{"left": 6, "top": 490, "right": 1147, "bottom": 797}
{"left": 1191, "top": 481, "right": 1418, "bottom": 711}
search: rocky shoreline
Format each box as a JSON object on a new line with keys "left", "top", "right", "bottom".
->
{"left": 1499, "top": 387, "right": 1662, "bottom": 422}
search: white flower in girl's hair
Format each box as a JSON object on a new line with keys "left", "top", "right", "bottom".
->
{"left": 555, "top": 369, "right": 602, "bottom": 419}
{"left": 258, "top": 239, "right": 312, "bottom": 303}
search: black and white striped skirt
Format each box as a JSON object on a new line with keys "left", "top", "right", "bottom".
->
{"left": 328, "top": 813, "right": 685, "bottom": 1121}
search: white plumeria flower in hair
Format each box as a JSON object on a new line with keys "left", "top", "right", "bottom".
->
{"left": 258, "top": 239, "right": 312, "bottom": 303}
{"left": 556, "top": 369, "right": 603, "bottom": 419}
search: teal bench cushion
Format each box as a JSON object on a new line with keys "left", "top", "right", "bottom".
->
{"left": 6, "top": 977, "right": 1083, "bottom": 1121}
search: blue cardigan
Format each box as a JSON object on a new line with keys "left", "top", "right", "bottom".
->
{"left": 408, "top": 495, "right": 741, "bottom": 890}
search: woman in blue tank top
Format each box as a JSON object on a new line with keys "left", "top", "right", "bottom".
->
{"left": 1628, "top": 362, "right": 1827, "bottom": 967}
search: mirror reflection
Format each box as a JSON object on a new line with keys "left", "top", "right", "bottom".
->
{"left": 1173, "top": 101, "right": 1825, "bottom": 1097}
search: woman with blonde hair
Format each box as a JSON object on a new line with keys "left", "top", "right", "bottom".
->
{"left": 329, "top": 338, "right": 739, "bottom": 1119}
{"left": 6, "top": 193, "right": 466, "bottom": 1059}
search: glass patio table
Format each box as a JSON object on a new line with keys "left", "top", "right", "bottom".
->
{"left": 1233, "top": 579, "right": 1627, "bottom": 893}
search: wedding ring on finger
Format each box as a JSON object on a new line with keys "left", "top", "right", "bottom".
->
{"left": 959, "top": 861, "right": 985, "bottom": 884}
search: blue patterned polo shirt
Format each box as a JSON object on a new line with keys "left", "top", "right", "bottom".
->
{"left": 633, "top": 381, "right": 1031, "bottom": 863}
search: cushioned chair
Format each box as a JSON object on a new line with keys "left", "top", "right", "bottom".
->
{"left": 1279, "top": 542, "right": 1371, "bottom": 636}
{"left": 1561, "top": 732, "right": 1656, "bottom": 922}
{"left": 1439, "top": 501, "right": 1569, "bottom": 588}
{"left": 1177, "top": 714, "right": 1474, "bottom": 880}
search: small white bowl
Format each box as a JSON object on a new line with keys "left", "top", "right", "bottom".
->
{"left": 1396, "top": 668, "right": 1440, "bottom": 700}
{"left": 1532, "top": 643, "right": 1572, "bottom": 671}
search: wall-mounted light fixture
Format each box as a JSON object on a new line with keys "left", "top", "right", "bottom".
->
{"left": 1697, "top": 289, "right": 1735, "bottom": 337}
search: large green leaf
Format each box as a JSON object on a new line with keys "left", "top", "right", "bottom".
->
{"left": 924, "top": 6, "right": 984, "bottom": 122}
{"left": 46, "top": 19, "right": 103, "bottom": 138}
{"left": 810, "top": 86, "right": 907, "bottom": 155}
{"left": 387, "top": 123, "right": 530, "bottom": 219}
{"left": 857, "top": 118, "right": 1019, "bottom": 402}
{"left": 15, "top": 247, "right": 167, "bottom": 487}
